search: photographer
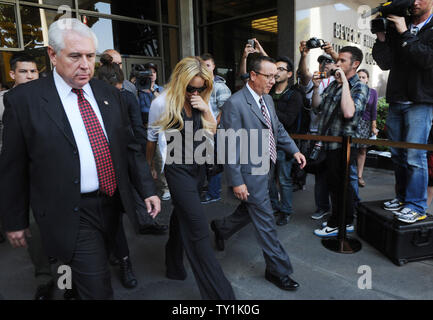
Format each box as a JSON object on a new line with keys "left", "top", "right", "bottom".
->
{"left": 137, "top": 62, "right": 163, "bottom": 126}
{"left": 312, "top": 46, "right": 369, "bottom": 238}
{"left": 372, "top": 0, "right": 433, "bottom": 223}
{"left": 297, "top": 40, "right": 338, "bottom": 221}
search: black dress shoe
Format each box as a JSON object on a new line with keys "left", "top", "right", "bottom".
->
{"left": 109, "top": 254, "right": 120, "bottom": 266}
{"left": 166, "top": 269, "right": 187, "bottom": 281}
{"left": 276, "top": 214, "right": 291, "bottom": 226}
{"left": 210, "top": 220, "right": 224, "bottom": 251}
{"left": 64, "top": 286, "right": 79, "bottom": 300}
{"left": 48, "top": 257, "right": 58, "bottom": 264}
{"left": 34, "top": 280, "right": 54, "bottom": 300}
{"left": 119, "top": 256, "right": 138, "bottom": 289}
{"left": 139, "top": 223, "right": 168, "bottom": 235}
{"left": 265, "top": 270, "right": 299, "bottom": 291}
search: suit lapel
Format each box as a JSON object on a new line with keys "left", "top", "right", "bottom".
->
{"left": 243, "top": 86, "right": 267, "bottom": 127}
{"left": 40, "top": 74, "right": 77, "bottom": 148}
{"left": 89, "top": 79, "right": 114, "bottom": 143}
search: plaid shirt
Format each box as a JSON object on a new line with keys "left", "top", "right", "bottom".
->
{"left": 316, "top": 73, "right": 369, "bottom": 150}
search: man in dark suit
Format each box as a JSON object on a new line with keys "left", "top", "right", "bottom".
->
{"left": 0, "top": 18, "right": 160, "bottom": 299}
{"left": 211, "top": 55, "right": 306, "bottom": 291}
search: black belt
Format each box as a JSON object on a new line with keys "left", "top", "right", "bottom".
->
{"left": 81, "top": 190, "right": 103, "bottom": 198}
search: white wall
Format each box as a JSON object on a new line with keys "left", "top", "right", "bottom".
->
{"left": 295, "top": 0, "right": 388, "bottom": 97}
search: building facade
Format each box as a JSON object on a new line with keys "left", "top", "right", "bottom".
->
{"left": 0, "top": 0, "right": 386, "bottom": 94}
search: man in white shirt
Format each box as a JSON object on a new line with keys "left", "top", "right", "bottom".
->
{"left": 0, "top": 18, "right": 159, "bottom": 299}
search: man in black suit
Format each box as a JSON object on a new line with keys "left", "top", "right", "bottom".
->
{"left": 0, "top": 18, "right": 160, "bottom": 299}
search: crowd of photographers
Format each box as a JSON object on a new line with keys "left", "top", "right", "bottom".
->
{"left": 1, "top": 0, "right": 433, "bottom": 299}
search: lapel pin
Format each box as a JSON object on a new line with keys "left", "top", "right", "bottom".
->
{"left": 104, "top": 101, "right": 109, "bottom": 105}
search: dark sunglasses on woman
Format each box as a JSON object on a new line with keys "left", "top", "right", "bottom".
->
{"left": 186, "top": 85, "right": 207, "bottom": 93}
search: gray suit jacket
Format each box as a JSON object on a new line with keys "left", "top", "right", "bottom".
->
{"left": 220, "top": 85, "right": 299, "bottom": 203}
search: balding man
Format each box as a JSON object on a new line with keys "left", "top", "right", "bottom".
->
{"left": 102, "top": 49, "right": 137, "bottom": 98}
{"left": 0, "top": 18, "right": 160, "bottom": 299}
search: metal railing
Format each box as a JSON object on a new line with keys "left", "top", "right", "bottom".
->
{"left": 290, "top": 133, "right": 433, "bottom": 254}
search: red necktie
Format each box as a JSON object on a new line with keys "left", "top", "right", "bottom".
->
{"left": 72, "top": 88, "right": 117, "bottom": 196}
{"left": 259, "top": 98, "right": 277, "bottom": 164}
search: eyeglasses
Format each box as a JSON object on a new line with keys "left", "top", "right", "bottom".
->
{"left": 320, "top": 59, "right": 333, "bottom": 65}
{"left": 277, "top": 67, "right": 288, "bottom": 72}
{"left": 253, "top": 71, "right": 277, "bottom": 81}
{"left": 186, "top": 85, "right": 207, "bottom": 93}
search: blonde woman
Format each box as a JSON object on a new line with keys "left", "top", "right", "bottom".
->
{"left": 147, "top": 57, "right": 235, "bottom": 300}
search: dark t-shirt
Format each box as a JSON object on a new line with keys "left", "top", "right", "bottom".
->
{"left": 166, "top": 107, "right": 205, "bottom": 165}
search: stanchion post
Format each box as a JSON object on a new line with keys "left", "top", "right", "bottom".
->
{"left": 337, "top": 135, "right": 351, "bottom": 243}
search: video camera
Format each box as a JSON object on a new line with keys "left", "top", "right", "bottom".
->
{"left": 362, "top": 0, "right": 414, "bottom": 34}
{"left": 306, "top": 37, "right": 326, "bottom": 49}
{"left": 132, "top": 64, "right": 153, "bottom": 91}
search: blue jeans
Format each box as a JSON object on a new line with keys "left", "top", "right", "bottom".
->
{"left": 350, "top": 162, "right": 360, "bottom": 206}
{"left": 270, "top": 150, "right": 294, "bottom": 215}
{"left": 386, "top": 103, "right": 433, "bottom": 214}
{"left": 207, "top": 173, "right": 222, "bottom": 199}
{"left": 314, "top": 169, "right": 330, "bottom": 212}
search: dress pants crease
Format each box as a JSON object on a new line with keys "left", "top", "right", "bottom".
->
{"left": 67, "top": 192, "right": 121, "bottom": 300}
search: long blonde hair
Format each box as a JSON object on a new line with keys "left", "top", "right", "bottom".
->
{"left": 155, "top": 56, "right": 215, "bottom": 132}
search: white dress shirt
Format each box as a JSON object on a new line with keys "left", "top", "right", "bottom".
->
{"left": 53, "top": 68, "right": 108, "bottom": 193}
{"left": 246, "top": 82, "right": 271, "bottom": 120}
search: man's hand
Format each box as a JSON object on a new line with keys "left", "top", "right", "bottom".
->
{"left": 376, "top": 31, "right": 386, "bottom": 42}
{"left": 333, "top": 68, "right": 347, "bottom": 85}
{"left": 144, "top": 195, "right": 161, "bottom": 218}
{"left": 322, "top": 42, "right": 339, "bottom": 62}
{"left": 253, "top": 38, "right": 268, "bottom": 56}
{"left": 293, "top": 152, "right": 307, "bottom": 170}
{"left": 7, "top": 229, "right": 28, "bottom": 248}
{"left": 312, "top": 71, "right": 322, "bottom": 88}
{"left": 299, "top": 41, "right": 310, "bottom": 57}
{"left": 243, "top": 43, "right": 256, "bottom": 58}
{"left": 233, "top": 184, "right": 250, "bottom": 202}
{"left": 150, "top": 166, "right": 158, "bottom": 180}
{"left": 387, "top": 15, "right": 408, "bottom": 34}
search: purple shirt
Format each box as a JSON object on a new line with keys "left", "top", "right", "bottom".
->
{"left": 362, "top": 88, "right": 378, "bottom": 122}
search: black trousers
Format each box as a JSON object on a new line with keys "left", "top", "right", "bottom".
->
{"left": 68, "top": 191, "right": 121, "bottom": 300}
{"left": 164, "top": 164, "right": 235, "bottom": 300}
{"left": 112, "top": 216, "right": 129, "bottom": 259}
{"left": 325, "top": 147, "right": 357, "bottom": 228}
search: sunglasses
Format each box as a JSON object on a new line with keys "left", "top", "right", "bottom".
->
{"left": 186, "top": 85, "right": 207, "bottom": 93}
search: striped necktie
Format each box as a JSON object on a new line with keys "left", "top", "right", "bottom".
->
{"left": 259, "top": 98, "right": 277, "bottom": 164}
{"left": 72, "top": 88, "right": 117, "bottom": 196}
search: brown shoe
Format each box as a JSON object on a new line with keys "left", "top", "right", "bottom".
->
{"left": 358, "top": 176, "right": 366, "bottom": 187}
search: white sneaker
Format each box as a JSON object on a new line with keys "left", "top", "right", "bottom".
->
{"left": 383, "top": 198, "right": 404, "bottom": 211}
{"left": 397, "top": 207, "right": 427, "bottom": 224}
{"left": 161, "top": 191, "right": 171, "bottom": 201}
{"left": 321, "top": 221, "right": 355, "bottom": 232}
{"left": 314, "top": 226, "right": 339, "bottom": 238}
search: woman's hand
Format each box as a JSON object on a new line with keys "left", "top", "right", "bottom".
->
{"left": 190, "top": 95, "right": 210, "bottom": 113}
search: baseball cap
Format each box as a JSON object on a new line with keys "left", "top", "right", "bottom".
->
{"left": 317, "top": 54, "right": 335, "bottom": 65}
{"left": 144, "top": 62, "right": 157, "bottom": 72}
